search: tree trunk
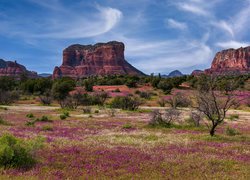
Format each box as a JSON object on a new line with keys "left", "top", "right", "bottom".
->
{"left": 210, "top": 124, "right": 217, "bottom": 136}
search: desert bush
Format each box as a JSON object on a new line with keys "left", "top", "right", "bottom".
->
{"left": 225, "top": 126, "right": 240, "bottom": 136}
{"left": 0, "top": 117, "right": 11, "bottom": 126}
{"left": 228, "top": 114, "right": 239, "bottom": 121}
{"left": 149, "top": 109, "right": 181, "bottom": 126}
{"left": 39, "top": 91, "right": 52, "bottom": 105}
{"left": 107, "top": 108, "right": 116, "bottom": 117}
{"left": 0, "top": 134, "right": 43, "bottom": 169}
{"left": 136, "top": 91, "right": 152, "bottom": 99}
{"left": 166, "top": 92, "right": 190, "bottom": 109}
{"left": 0, "top": 90, "right": 19, "bottom": 105}
{"left": 25, "top": 121, "right": 36, "bottom": 126}
{"left": 42, "top": 125, "right": 53, "bottom": 131}
{"left": 63, "top": 111, "right": 70, "bottom": 117}
{"left": 60, "top": 114, "right": 67, "bottom": 120}
{"left": 37, "top": 116, "right": 52, "bottom": 122}
{"left": 188, "top": 111, "right": 203, "bottom": 127}
{"left": 83, "top": 106, "right": 92, "bottom": 114}
{"left": 26, "top": 113, "right": 34, "bottom": 118}
{"left": 122, "top": 123, "right": 133, "bottom": 129}
{"left": 90, "top": 92, "right": 109, "bottom": 106}
{"left": 110, "top": 95, "right": 143, "bottom": 111}
{"left": 157, "top": 98, "right": 167, "bottom": 107}
{"left": 94, "top": 110, "right": 99, "bottom": 113}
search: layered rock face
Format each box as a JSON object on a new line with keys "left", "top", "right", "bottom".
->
{"left": 205, "top": 46, "right": 250, "bottom": 75}
{"left": 53, "top": 41, "right": 144, "bottom": 78}
{"left": 191, "top": 70, "right": 204, "bottom": 76}
{"left": 0, "top": 59, "right": 37, "bottom": 78}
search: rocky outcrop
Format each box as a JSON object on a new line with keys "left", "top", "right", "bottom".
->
{"left": 53, "top": 41, "right": 144, "bottom": 78}
{"left": 191, "top": 70, "right": 204, "bottom": 76}
{"left": 205, "top": 46, "right": 250, "bottom": 75}
{"left": 0, "top": 59, "right": 37, "bottom": 78}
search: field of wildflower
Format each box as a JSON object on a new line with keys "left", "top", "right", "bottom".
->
{"left": 0, "top": 103, "right": 249, "bottom": 179}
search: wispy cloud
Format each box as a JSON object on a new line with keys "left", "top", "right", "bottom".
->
{"left": 231, "top": 0, "right": 250, "bottom": 38}
{"left": 177, "top": 2, "right": 209, "bottom": 16}
{"left": 35, "top": 6, "right": 122, "bottom": 39}
{"left": 211, "top": 20, "right": 234, "bottom": 37}
{"left": 216, "top": 40, "right": 250, "bottom": 49}
{"left": 1, "top": 3, "right": 122, "bottom": 39}
{"left": 165, "top": 19, "right": 188, "bottom": 30}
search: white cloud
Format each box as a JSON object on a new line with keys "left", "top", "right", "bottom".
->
{"left": 216, "top": 40, "right": 250, "bottom": 49}
{"left": 166, "top": 19, "right": 188, "bottom": 30}
{"left": 177, "top": 3, "right": 209, "bottom": 16}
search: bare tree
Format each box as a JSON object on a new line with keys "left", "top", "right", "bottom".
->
{"left": 195, "top": 76, "right": 238, "bottom": 136}
{"left": 190, "top": 111, "right": 203, "bottom": 127}
{"left": 149, "top": 108, "right": 181, "bottom": 126}
{"left": 166, "top": 92, "right": 190, "bottom": 109}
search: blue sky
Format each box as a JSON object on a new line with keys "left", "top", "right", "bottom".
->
{"left": 0, "top": 0, "right": 250, "bottom": 74}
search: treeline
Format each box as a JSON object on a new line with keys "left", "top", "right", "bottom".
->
{"left": 0, "top": 73, "right": 249, "bottom": 106}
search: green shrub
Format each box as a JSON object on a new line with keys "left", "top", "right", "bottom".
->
{"left": 0, "top": 117, "right": 11, "bottom": 126}
{"left": 122, "top": 123, "right": 133, "bottom": 129}
{"left": 26, "top": 113, "right": 34, "bottom": 118}
{"left": 94, "top": 110, "right": 99, "bottom": 114}
{"left": 37, "top": 116, "right": 52, "bottom": 122}
{"left": 0, "top": 134, "right": 44, "bottom": 169}
{"left": 110, "top": 96, "right": 142, "bottom": 111}
{"left": 60, "top": 114, "right": 67, "bottom": 120}
{"left": 63, "top": 111, "right": 70, "bottom": 117}
{"left": 229, "top": 114, "right": 239, "bottom": 121}
{"left": 42, "top": 125, "right": 53, "bottom": 131}
{"left": 25, "top": 121, "right": 36, "bottom": 126}
{"left": 225, "top": 127, "right": 240, "bottom": 136}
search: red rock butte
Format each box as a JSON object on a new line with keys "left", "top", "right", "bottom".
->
{"left": 53, "top": 41, "right": 144, "bottom": 78}
{"left": 0, "top": 59, "right": 37, "bottom": 78}
{"left": 205, "top": 46, "right": 250, "bottom": 75}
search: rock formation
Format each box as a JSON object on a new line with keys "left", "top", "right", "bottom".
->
{"left": 0, "top": 59, "right": 37, "bottom": 78}
{"left": 168, "top": 70, "right": 184, "bottom": 77}
{"left": 53, "top": 41, "right": 144, "bottom": 78}
{"left": 205, "top": 46, "right": 250, "bottom": 75}
{"left": 191, "top": 70, "right": 204, "bottom": 76}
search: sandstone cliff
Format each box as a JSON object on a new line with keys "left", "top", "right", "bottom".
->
{"left": 53, "top": 41, "right": 144, "bottom": 78}
{"left": 205, "top": 46, "right": 250, "bottom": 75}
{"left": 0, "top": 59, "right": 37, "bottom": 78}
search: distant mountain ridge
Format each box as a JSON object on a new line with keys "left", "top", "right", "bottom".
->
{"left": 0, "top": 59, "right": 37, "bottom": 78}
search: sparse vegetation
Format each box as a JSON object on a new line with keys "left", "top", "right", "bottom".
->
{"left": 110, "top": 95, "right": 143, "bottom": 111}
{"left": 225, "top": 126, "right": 240, "bottom": 136}
{"left": 0, "top": 134, "right": 43, "bottom": 169}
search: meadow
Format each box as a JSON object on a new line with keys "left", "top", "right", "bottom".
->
{"left": 0, "top": 101, "right": 249, "bottom": 179}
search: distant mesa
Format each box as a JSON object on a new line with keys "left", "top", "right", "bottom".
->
{"left": 0, "top": 59, "right": 37, "bottom": 78}
{"left": 38, "top": 73, "right": 52, "bottom": 78}
{"left": 53, "top": 41, "right": 145, "bottom": 79}
{"left": 168, "top": 70, "right": 184, "bottom": 77}
{"left": 205, "top": 46, "right": 250, "bottom": 75}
